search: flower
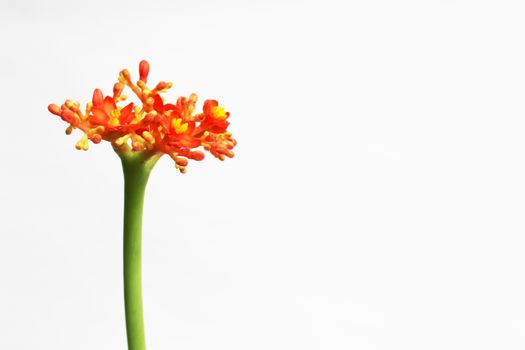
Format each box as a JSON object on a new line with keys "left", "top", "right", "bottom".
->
{"left": 48, "top": 60, "right": 236, "bottom": 173}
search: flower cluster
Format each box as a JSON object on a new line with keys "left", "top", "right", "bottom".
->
{"left": 48, "top": 60, "right": 236, "bottom": 173}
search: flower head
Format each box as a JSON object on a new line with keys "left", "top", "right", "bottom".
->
{"left": 48, "top": 60, "right": 236, "bottom": 173}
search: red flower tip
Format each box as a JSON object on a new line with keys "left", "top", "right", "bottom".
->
{"left": 48, "top": 60, "right": 236, "bottom": 173}
{"left": 113, "top": 83, "right": 124, "bottom": 99}
{"left": 139, "top": 60, "right": 150, "bottom": 83}
{"left": 48, "top": 104, "right": 61, "bottom": 115}
{"left": 92, "top": 89, "right": 104, "bottom": 107}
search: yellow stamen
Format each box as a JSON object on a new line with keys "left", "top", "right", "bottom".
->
{"left": 75, "top": 134, "right": 89, "bottom": 151}
{"left": 110, "top": 109, "right": 121, "bottom": 127}
{"left": 115, "top": 134, "right": 130, "bottom": 146}
{"left": 142, "top": 131, "right": 155, "bottom": 144}
{"left": 171, "top": 118, "right": 188, "bottom": 134}
{"left": 211, "top": 106, "right": 227, "bottom": 120}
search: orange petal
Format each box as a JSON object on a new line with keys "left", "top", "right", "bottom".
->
{"left": 180, "top": 136, "right": 201, "bottom": 148}
{"left": 203, "top": 99, "right": 218, "bottom": 115}
{"left": 102, "top": 96, "right": 117, "bottom": 115}
{"left": 119, "top": 103, "right": 135, "bottom": 124}
{"left": 90, "top": 108, "right": 109, "bottom": 124}
{"left": 153, "top": 94, "right": 164, "bottom": 112}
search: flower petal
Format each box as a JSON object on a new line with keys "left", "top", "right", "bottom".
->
{"left": 153, "top": 93, "right": 164, "bottom": 112}
{"left": 90, "top": 108, "right": 109, "bottom": 124}
{"left": 119, "top": 103, "right": 135, "bottom": 124}
{"left": 102, "top": 96, "right": 117, "bottom": 116}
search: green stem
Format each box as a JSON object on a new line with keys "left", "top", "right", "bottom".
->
{"left": 120, "top": 152, "right": 160, "bottom": 350}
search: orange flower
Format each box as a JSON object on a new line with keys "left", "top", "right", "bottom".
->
{"left": 198, "top": 99, "right": 231, "bottom": 134}
{"left": 48, "top": 60, "right": 236, "bottom": 173}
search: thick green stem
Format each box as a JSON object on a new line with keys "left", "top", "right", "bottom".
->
{"left": 120, "top": 153, "right": 159, "bottom": 350}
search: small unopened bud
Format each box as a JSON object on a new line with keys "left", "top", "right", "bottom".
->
{"left": 120, "top": 69, "right": 131, "bottom": 81}
{"left": 92, "top": 89, "right": 104, "bottom": 107}
{"left": 139, "top": 60, "right": 150, "bottom": 82}
{"left": 156, "top": 81, "right": 169, "bottom": 90}
{"left": 61, "top": 109, "right": 79, "bottom": 124}
{"left": 48, "top": 104, "right": 61, "bottom": 115}
{"left": 113, "top": 83, "right": 124, "bottom": 98}
{"left": 193, "top": 151, "right": 205, "bottom": 161}
{"left": 176, "top": 157, "right": 188, "bottom": 167}
{"left": 91, "top": 134, "right": 102, "bottom": 144}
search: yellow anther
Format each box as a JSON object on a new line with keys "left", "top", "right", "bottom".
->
{"left": 211, "top": 106, "right": 227, "bottom": 120}
{"left": 66, "top": 100, "right": 74, "bottom": 108}
{"left": 108, "top": 109, "right": 121, "bottom": 127}
{"left": 111, "top": 109, "right": 120, "bottom": 119}
{"left": 75, "top": 134, "right": 89, "bottom": 151}
{"left": 175, "top": 163, "right": 187, "bottom": 173}
{"left": 142, "top": 131, "right": 155, "bottom": 143}
{"left": 130, "top": 134, "right": 146, "bottom": 151}
{"left": 171, "top": 118, "right": 188, "bottom": 134}
{"left": 115, "top": 135, "right": 130, "bottom": 146}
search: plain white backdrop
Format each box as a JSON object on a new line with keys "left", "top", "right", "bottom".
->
{"left": 1, "top": 0, "right": 525, "bottom": 349}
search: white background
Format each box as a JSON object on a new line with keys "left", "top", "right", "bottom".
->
{"left": 1, "top": 0, "right": 525, "bottom": 349}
